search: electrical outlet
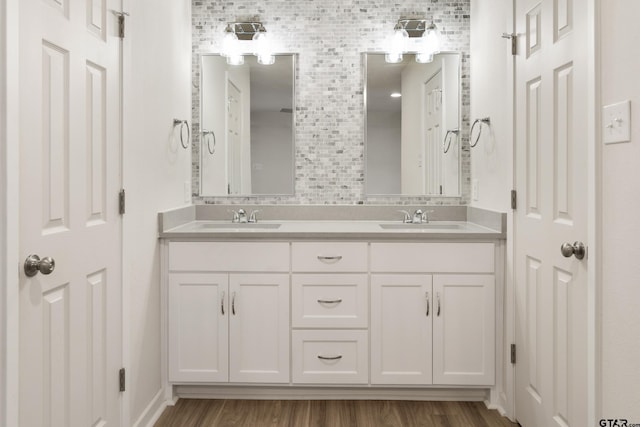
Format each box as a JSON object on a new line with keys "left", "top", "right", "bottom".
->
{"left": 472, "top": 179, "right": 479, "bottom": 201}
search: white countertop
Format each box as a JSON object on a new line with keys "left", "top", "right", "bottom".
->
{"left": 159, "top": 220, "right": 504, "bottom": 240}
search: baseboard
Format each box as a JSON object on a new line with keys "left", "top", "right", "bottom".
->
{"left": 175, "top": 385, "right": 490, "bottom": 401}
{"left": 133, "top": 388, "right": 176, "bottom": 427}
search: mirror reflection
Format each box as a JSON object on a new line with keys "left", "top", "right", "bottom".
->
{"left": 200, "top": 54, "right": 295, "bottom": 196}
{"left": 365, "top": 52, "right": 461, "bottom": 196}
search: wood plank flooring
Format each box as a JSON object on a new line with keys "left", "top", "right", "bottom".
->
{"left": 154, "top": 399, "right": 519, "bottom": 427}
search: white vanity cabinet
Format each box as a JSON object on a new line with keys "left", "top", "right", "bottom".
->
{"left": 167, "top": 242, "right": 290, "bottom": 384}
{"left": 291, "top": 242, "right": 370, "bottom": 384}
{"left": 164, "top": 237, "right": 500, "bottom": 391}
{"left": 370, "top": 243, "right": 496, "bottom": 386}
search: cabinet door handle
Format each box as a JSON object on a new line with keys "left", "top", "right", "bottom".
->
{"left": 437, "top": 292, "right": 441, "bottom": 317}
{"left": 232, "top": 292, "right": 236, "bottom": 315}
{"left": 317, "top": 298, "right": 342, "bottom": 304}
{"left": 317, "top": 355, "right": 342, "bottom": 361}
{"left": 425, "top": 292, "right": 430, "bottom": 317}
{"left": 221, "top": 291, "right": 225, "bottom": 315}
{"left": 317, "top": 255, "right": 343, "bottom": 263}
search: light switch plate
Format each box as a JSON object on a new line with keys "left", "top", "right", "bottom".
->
{"left": 603, "top": 100, "right": 631, "bottom": 144}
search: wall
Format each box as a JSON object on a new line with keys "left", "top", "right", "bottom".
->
{"left": 600, "top": 0, "right": 640, "bottom": 420}
{"left": 251, "top": 111, "right": 294, "bottom": 194}
{"left": 366, "top": 110, "right": 401, "bottom": 194}
{"left": 192, "top": 0, "right": 471, "bottom": 205}
{"left": 469, "top": 0, "right": 512, "bottom": 211}
{"left": 123, "top": 0, "right": 192, "bottom": 424}
{"left": 469, "top": 0, "right": 514, "bottom": 419}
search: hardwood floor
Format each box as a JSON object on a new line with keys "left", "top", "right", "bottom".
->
{"left": 154, "top": 399, "right": 519, "bottom": 427}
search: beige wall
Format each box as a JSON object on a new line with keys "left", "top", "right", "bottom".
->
{"left": 600, "top": 0, "right": 640, "bottom": 419}
{"left": 123, "top": 0, "right": 192, "bottom": 424}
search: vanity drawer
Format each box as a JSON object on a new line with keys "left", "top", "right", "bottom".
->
{"left": 168, "top": 242, "right": 290, "bottom": 272}
{"left": 292, "top": 330, "right": 368, "bottom": 384}
{"left": 370, "top": 243, "right": 494, "bottom": 273}
{"left": 292, "top": 274, "right": 368, "bottom": 328}
{"left": 291, "top": 242, "right": 368, "bottom": 272}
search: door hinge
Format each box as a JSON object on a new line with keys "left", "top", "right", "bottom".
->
{"left": 511, "top": 344, "right": 517, "bottom": 364}
{"left": 119, "top": 368, "right": 126, "bottom": 392}
{"left": 502, "top": 33, "right": 517, "bottom": 55}
{"left": 119, "top": 189, "right": 126, "bottom": 215}
{"left": 112, "top": 11, "right": 129, "bottom": 39}
{"left": 511, "top": 189, "right": 517, "bottom": 210}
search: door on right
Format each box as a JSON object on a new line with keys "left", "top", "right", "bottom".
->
{"left": 514, "top": 0, "right": 589, "bottom": 426}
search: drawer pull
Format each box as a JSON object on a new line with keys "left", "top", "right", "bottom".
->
{"left": 221, "top": 291, "right": 225, "bottom": 315}
{"left": 317, "top": 298, "right": 343, "bottom": 304}
{"left": 317, "top": 354, "right": 343, "bottom": 361}
{"left": 317, "top": 255, "right": 343, "bottom": 263}
{"left": 437, "top": 292, "right": 441, "bottom": 317}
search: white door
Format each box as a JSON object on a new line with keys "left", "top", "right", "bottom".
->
{"left": 432, "top": 275, "right": 495, "bottom": 386}
{"left": 370, "top": 274, "right": 432, "bottom": 385}
{"left": 514, "top": 0, "right": 588, "bottom": 426}
{"left": 423, "top": 71, "right": 443, "bottom": 195}
{"left": 168, "top": 273, "right": 229, "bottom": 383}
{"left": 229, "top": 274, "right": 290, "bottom": 383}
{"left": 18, "top": 0, "right": 122, "bottom": 426}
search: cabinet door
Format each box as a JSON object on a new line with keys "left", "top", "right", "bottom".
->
{"left": 229, "top": 274, "right": 290, "bottom": 383}
{"left": 168, "top": 273, "right": 229, "bottom": 382}
{"left": 432, "top": 275, "right": 495, "bottom": 385}
{"left": 371, "top": 274, "right": 433, "bottom": 384}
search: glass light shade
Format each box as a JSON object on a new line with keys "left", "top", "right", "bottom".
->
{"left": 385, "top": 27, "right": 408, "bottom": 63}
{"left": 253, "top": 32, "right": 275, "bottom": 65}
{"left": 220, "top": 30, "right": 238, "bottom": 58}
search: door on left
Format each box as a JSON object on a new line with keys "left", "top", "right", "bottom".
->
{"left": 19, "top": 0, "right": 123, "bottom": 426}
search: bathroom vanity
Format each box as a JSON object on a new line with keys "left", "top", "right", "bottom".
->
{"left": 159, "top": 205, "right": 506, "bottom": 403}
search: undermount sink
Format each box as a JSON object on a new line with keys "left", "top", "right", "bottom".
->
{"left": 197, "top": 222, "right": 281, "bottom": 230}
{"left": 379, "top": 223, "right": 462, "bottom": 230}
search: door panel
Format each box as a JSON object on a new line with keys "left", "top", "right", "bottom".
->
{"left": 370, "top": 274, "right": 432, "bottom": 385}
{"left": 515, "top": 0, "right": 588, "bottom": 425}
{"left": 229, "top": 274, "right": 290, "bottom": 383}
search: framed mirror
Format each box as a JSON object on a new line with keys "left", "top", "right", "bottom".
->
{"left": 199, "top": 54, "right": 295, "bottom": 196}
{"left": 364, "top": 52, "right": 461, "bottom": 196}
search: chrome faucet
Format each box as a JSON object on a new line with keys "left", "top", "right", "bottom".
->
{"left": 398, "top": 209, "right": 435, "bottom": 224}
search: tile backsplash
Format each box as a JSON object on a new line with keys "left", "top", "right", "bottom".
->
{"left": 192, "top": 0, "right": 470, "bottom": 205}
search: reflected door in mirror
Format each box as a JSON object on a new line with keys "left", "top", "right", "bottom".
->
{"left": 365, "top": 53, "right": 461, "bottom": 197}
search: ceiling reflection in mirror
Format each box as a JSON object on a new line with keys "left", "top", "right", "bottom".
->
{"left": 365, "top": 52, "right": 461, "bottom": 196}
{"left": 200, "top": 54, "right": 295, "bottom": 196}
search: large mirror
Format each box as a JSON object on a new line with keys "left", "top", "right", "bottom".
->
{"left": 200, "top": 54, "right": 295, "bottom": 196}
{"left": 365, "top": 52, "right": 461, "bottom": 196}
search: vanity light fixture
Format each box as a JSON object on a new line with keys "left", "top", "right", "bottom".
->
{"left": 390, "top": 92, "right": 402, "bottom": 98}
{"left": 385, "top": 18, "right": 442, "bottom": 64}
{"left": 220, "top": 21, "right": 275, "bottom": 65}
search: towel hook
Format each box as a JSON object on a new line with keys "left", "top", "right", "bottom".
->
{"left": 173, "top": 119, "right": 190, "bottom": 149}
{"left": 202, "top": 130, "right": 216, "bottom": 155}
{"left": 443, "top": 129, "right": 459, "bottom": 154}
{"left": 470, "top": 117, "right": 491, "bottom": 148}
